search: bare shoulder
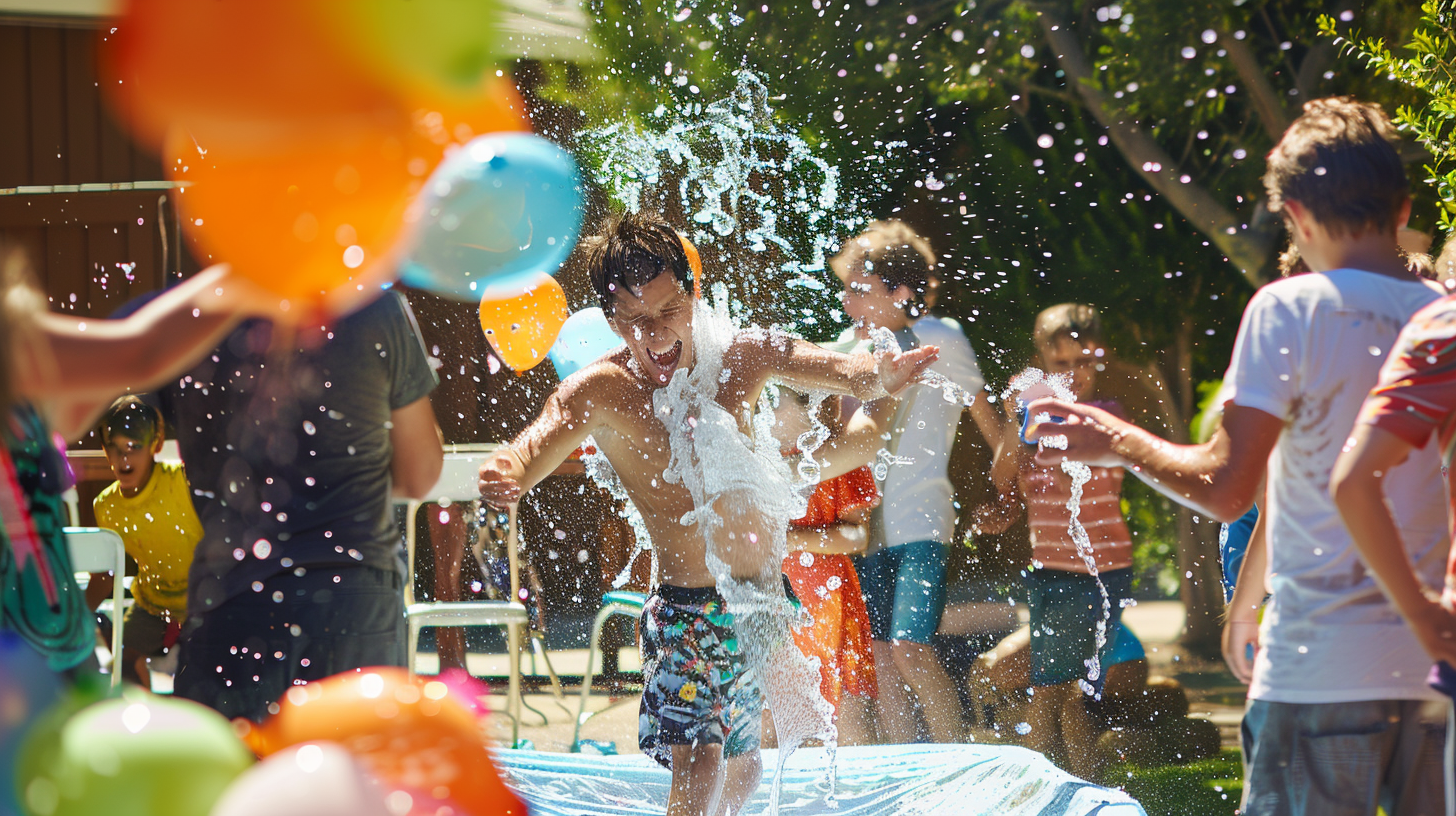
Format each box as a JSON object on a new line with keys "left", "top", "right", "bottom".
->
{"left": 552, "top": 348, "right": 649, "bottom": 419}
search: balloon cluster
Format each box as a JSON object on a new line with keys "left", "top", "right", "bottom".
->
{"left": 7, "top": 666, "right": 522, "bottom": 816}
{"left": 102, "top": 0, "right": 583, "bottom": 329}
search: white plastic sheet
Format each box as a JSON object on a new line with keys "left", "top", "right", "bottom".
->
{"left": 497, "top": 744, "right": 1148, "bottom": 816}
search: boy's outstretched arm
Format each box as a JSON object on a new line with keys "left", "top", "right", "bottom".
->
{"left": 753, "top": 335, "right": 938, "bottom": 403}
{"left": 479, "top": 375, "right": 603, "bottom": 507}
{"left": 1332, "top": 424, "right": 1456, "bottom": 667}
{"left": 1025, "top": 399, "right": 1281, "bottom": 523}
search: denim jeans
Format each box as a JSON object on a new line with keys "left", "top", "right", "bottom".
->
{"left": 1241, "top": 697, "right": 1448, "bottom": 816}
{"left": 173, "top": 564, "right": 406, "bottom": 722}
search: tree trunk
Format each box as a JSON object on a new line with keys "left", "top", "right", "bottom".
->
{"left": 1034, "top": 8, "right": 1279, "bottom": 284}
{"left": 1163, "top": 318, "right": 1226, "bottom": 657}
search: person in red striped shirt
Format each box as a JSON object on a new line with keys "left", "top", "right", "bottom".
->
{"left": 974, "top": 304, "right": 1134, "bottom": 781}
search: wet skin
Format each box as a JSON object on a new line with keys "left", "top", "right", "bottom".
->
{"left": 478, "top": 273, "right": 938, "bottom": 588}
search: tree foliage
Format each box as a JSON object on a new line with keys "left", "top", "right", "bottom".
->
{"left": 1321, "top": 1, "right": 1456, "bottom": 233}
{"left": 537, "top": 0, "right": 1433, "bottom": 644}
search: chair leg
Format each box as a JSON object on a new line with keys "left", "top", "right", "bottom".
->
{"left": 572, "top": 603, "right": 620, "bottom": 750}
{"left": 530, "top": 633, "right": 566, "bottom": 699}
{"left": 110, "top": 582, "right": 124, "bottom": 692}
{"left": 406, "top": 618, "right": 421, "bottom": 682}
{"left": 507, "top": 621, "right": 521, "bottom": 748}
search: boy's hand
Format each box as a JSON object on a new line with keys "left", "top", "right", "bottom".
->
{"left": 1410, "top": 597, "right": 1456, "bottom": 668}
{"left": 876, "top": 344, "right": 939, "bottom": 397}
{"left": 1222, "top": 618, "right": 1260, "bottom": 685}
{"left": 478, "top": 448, "right": 526, "bottom": 507}
{"left": 1025, "top": 398, "right": 1130, "bottom": 468}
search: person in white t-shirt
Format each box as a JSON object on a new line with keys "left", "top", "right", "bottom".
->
{"left": 1027, "top": 97, "right": 1447, "bottom": 814}
{"left": 834, "top": 221, "right": 1002, "bottom": 744}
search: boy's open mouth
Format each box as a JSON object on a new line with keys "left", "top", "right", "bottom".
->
{"left": 646, "top": 341, "right": 682, "bottom": 381}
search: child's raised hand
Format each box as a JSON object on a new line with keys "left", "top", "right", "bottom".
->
{"left": 1026, "top": 398, "right": 1128, "bottom": 468}
{"left": 478, "top": 449, "right": 525, "bottom": 508}
{"left": 876, "top": 344, "right": 939, "bottom": 397}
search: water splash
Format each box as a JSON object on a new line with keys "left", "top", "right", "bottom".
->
{"left": 1004, "top": 368, "right": 1111, "bottom": 698}
{"left": 869, "top": 326, "right": 982, "bottom": 409}
{"left": 580, "top": 443, "right": 657, "bottom": 590}
{"left": 656, "top": 286, "right": 834, "bottom": 814}
{"left": 580, "top": 70, "right": 901, "bottom": 334}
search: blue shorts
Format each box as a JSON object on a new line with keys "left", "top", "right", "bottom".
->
{"left": 1025, "top": 567, "right": 1132, "bottom": 689}
{"left": 854, "top": 540, "right": 948, "bottom": 645}
{"left": 639, "top": 584, "right": 763, "bottom": 769}
{"left": 1241, "top": 698, "right": 1446, "bottom": 816}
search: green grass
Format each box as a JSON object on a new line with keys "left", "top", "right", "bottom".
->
{"left": 1111, "top": 749, "right": 1243, "bottom": 816}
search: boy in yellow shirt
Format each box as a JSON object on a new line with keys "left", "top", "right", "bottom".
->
{"left": 92, "top": 396, "right": 202, "bottom": 685}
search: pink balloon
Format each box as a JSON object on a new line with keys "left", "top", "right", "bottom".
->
{"left": 209, "top": 743, "right": 391, "bottom": 816}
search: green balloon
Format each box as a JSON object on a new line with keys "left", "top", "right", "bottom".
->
{"left": 18, "top": 690, "right": 253, "bottom": 816}
{"left": 334, "top": 0, "right": 503, "bottom": 95}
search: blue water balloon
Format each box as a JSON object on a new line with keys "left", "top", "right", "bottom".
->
{"left": 403, "top": 133, "right": 583, "bottom": 301}
{"left": 547, "top": 307, "right": 622, "bottom": 380}
{"left": 0, "top": 630, "right": 64, "bottom": 815}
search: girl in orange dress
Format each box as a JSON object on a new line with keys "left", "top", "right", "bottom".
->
{"left": 772, "top": 389, "right": 880, "bottom": 746}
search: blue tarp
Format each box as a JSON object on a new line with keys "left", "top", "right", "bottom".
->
{"left": 497, "top": 744, "right": 1147, "bottom": 816}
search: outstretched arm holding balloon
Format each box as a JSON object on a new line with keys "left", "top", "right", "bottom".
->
{"left": 12, "top": 261, "right": 280, "bottom": 439}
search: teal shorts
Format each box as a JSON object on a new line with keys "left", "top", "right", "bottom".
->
{"left": 1025, "top": 567, "right": 1133, "bottom": 690}
{"left": 854, "top": 540, "right": 948, "bottom": 645}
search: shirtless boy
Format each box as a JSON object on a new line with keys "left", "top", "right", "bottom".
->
{"left": 478, "top": 212, "right": 936, "bottom": 816}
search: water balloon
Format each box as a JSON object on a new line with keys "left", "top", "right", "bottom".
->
{"left": 242, "top": 668, "right": 525, "bottom": 816}
{"left": 547, "top": 307, "right": 623, "bottom": 380}
{"left": 17, "top": 691, "right": 253, "bottom": 816}
{"left": 101, "top": 0, "right": 385, "bottom": 150}
{"left": 403, "top": 133, "right": 584, "bottom": 301}
{"left": 0, "top": 631, "right": 64, "bottom": 816}
{"left": 479, "top": 272, "right": 570, "bottom": 372}
{"left": 209, "top": 743, "right": 392, "bottom": 816}
{"left": 322, "top": 0, "right": 503, "bottom": 103}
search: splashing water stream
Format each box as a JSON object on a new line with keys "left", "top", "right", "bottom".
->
{"left": 1001, "top": 369, "right": 1114, "bottom": 697}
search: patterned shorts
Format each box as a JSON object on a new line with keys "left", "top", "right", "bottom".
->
{"left": 639, "top": 584, "right": 763, "bottom": 769}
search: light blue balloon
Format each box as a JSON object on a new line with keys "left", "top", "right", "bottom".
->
{"left": 0, "top": 630, "right": 64, "bottom": 815}
{"left": 548, "top": 307, "right": 622, "bottom": 380}
{"left": 403, "top": 133, "right": 584, "bottom": 301}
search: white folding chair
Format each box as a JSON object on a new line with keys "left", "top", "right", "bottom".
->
{"left": 65, "top": 527, "right": 126, "bottom": 691}
{"left": 401, "top": 446, "right": 529, "bottom": 747}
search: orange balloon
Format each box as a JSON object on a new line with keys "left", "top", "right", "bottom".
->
{"left": 678, "top": 233, "right": 703, "bottom": 299}
{"left": 480, "top": 273, "right": 569, "bottom": 372}
{"left": 244, "top": 668, "right": 525, "bottom": 816}
{"left": 103, "top": 0, "right": 389, "bottom": 150}
{"left": 166, "top": 79, "right": 529, "bottom": 312}
{"left": 166, "top": 123, "right": 412, "bottom": 313}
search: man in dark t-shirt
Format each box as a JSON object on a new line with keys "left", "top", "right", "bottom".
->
{"left": 164, "top": 289, "right": 443, "bottom": 721}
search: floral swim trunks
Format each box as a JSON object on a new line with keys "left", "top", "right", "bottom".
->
{"left": 639, "top": 584, "right": 763, "bottom": 769}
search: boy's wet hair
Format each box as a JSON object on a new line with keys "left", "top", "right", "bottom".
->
{"left": 833, "top": 220, "right": 936, "bottom": 318}
{"left": 585, "top": 211, "right": 692, "bottom": 315}
{"left": 102, "top": 396, "right": 162, "bottom": 446}
{"left": 1033, "top": 303, "right": 1104, "bottom": 349}
{"left": 1263, "top": 97, "right": 1408, "bottom": 237}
